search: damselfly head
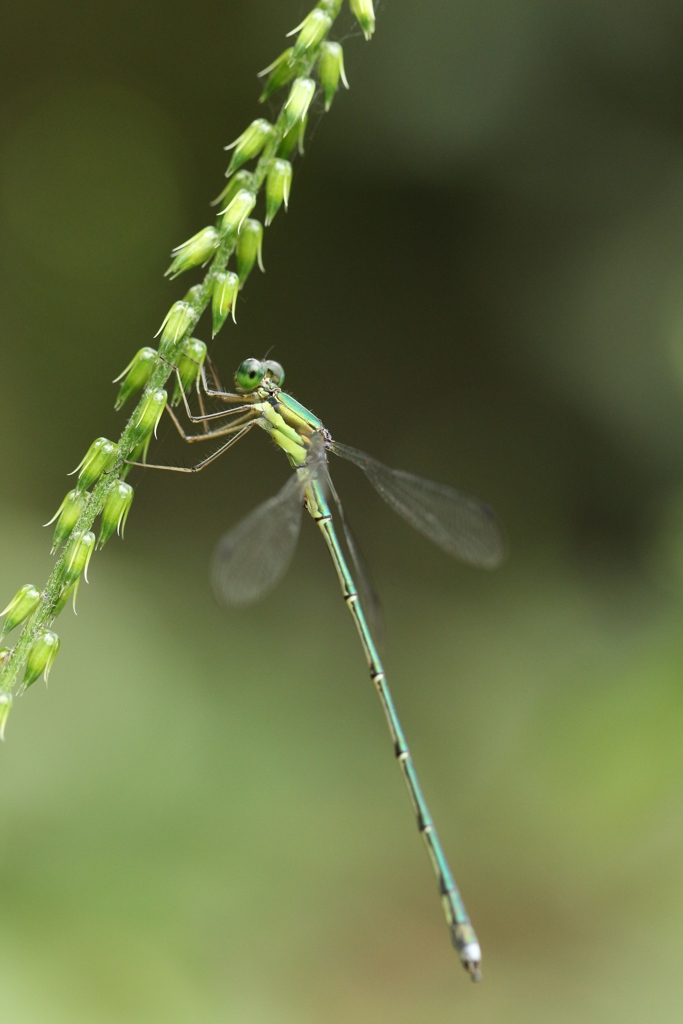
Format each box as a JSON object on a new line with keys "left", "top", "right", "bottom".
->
{"left": 234, "top": 357, "right": 265, "bottom": 392}
{"left": 234, "top": 357, "right": 285, "bottom": 392}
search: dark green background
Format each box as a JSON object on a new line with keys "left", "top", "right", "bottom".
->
{"left": 2, "top": 1, "right": 683, "bottom": 1021}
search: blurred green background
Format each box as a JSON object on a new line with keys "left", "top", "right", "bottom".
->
{"left": 3, "top": 1, "right": 683, "bottom": 1020}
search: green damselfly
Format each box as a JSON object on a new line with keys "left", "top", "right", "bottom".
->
{"left": 139, "top": 356, "right": 505, "bottom": 981}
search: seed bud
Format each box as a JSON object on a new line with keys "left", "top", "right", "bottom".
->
{"left": 98, "top": 481, "right": 135, "bottom": 548}
{"left": 113, "top": 347, "right": 157, "bottom": 410}
{"left": 350, "top": 0, "right": 375, "bottom": 40}
{"left": 211, "top": 169, "right": 255, "bottom": 208}
{"left": 70, "top": 437, "right": 119, "bottom": 491}
{"left": 172, "top": 338, "right": 208, "bottom": 405}
{"left": 258, "top": 48, "right": 299, "bottom": 102}
{"left": 212, "top": 272, "right": 240, "bottom": 336}
{"left": 1, "top": 585, "right": 42, "bottom": 639}
{"left": 219, "top": 190, "right": 257, "bottom": 236}
{"left": 156, "top": 301, "right": 195, "bottom": 355}
{"left": 225, "top": 119, "right": 273, "bottom": 175}
{"left": 288, "top": 9, "right": 332, "bottom": 59}
{"left": 165, "top": 226, "right": 219, "bottom": 279}
{"left": 134, "top": 388, "right": 168, "bottom": 441}
{"left": 45, "top": 488, "right": 88, "bottom": 553}
{"left": 265, "top": 159, "right": 293, "bottom": 226}
{"left": 23, "top": 630, "right": 60, "bottom": 689}
{"left": 63, "top": 531, "right": 96, "bottom": 587}
{"left": 278, "top": 115, "right": 308, "bottom": 159}
{"left": 318, "top": 41, "right": 349, "bottom": 110}
{"left": 283, "top": 77, "right": 316, "bottom": 132}
{"left": 236, "top": 219, "right": 265, "bottom": 286}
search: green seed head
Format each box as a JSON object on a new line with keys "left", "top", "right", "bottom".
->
{"left": 265, "top": 159, "right": 293, "bottom": 226}
{"left": 156, "top": 301, "right": 195, "bottom": 355}
{"left": 134, "top": 388, "right": 168, "bottom": 441}
{"left": 225, "top": 119, "right": 273, "bottom": 175}
{"left": 258, "top": 47, "right": 299, "bottom": 103}
{"left": 165, "top": 226, "right": 219, "bottom": 279}
{"left": 350, "top": 0, "right": 375, "bottom": 40}
{"left": 98, "top": 481, "right": 135, "bottom": 548}
{"left": 283, "top": 77, "right": 316, "bottom": 132}
{"left": 23, "top": 630, "right": 60, "bottom": 689}
{"left": 211, "top": 271, "right": 240, "bottom": 337}
{"left": 0, "top": 691, "right": 11, "bottom": 741}
{"left": 219, "top": 189, "right": 257, "bottom": 237}
{"left": 289, "top": 9, "right": 332, "bottom": 60}
{"left": 236, "top": 219, "right": 265, "bottom": 286}
{"left": 53, "top": 582, "right": 77, "bottom": 617}
{"left": 45, "top": 488, "right": 88, "bottom": 553}
{"left": 172, "top": 338, "right": 208, "bottom": 405}
{"left": 1, "top": 584, "right": 42, "bottom": 639}
{"left": 318, "top": 41, "right": 349, "bottom": 111}
{"left": 71, "top": 437, "right": 119, "bottom": 491}
{"left": 278, "top": 115, "right": 308, "bottom": 160}
{"left": 235, "top": 358, "right": 266, "bottom": 392}
{"left": 211, "top": 169, "right": 255, "bottom": 209}
{"left": 113, "top": 347, "right": 157, "bottom": 410}
{"left": 63, "top": 530, "right": 96, "bottom": 588}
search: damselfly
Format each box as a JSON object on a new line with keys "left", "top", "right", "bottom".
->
{"left": 136, "top": 356, "right": 505, "bottom": 980}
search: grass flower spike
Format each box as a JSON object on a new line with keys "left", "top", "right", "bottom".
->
{"left": 0, "top": 0, "right": 374, "bottom": 728}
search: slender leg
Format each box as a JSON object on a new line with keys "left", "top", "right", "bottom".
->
{"left": 303, "top": 476, "right": 482, "bottom": 982}
{"left": 166, "top": 404, "right": 257, "bottom": 443}
{"left": 126, "top": 422, "right": 255, "bottom": 473}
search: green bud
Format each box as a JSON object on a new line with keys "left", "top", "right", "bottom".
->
{"left": 225, "top": 119, "right": 273, "bottom": 175}
{"left": 156, "top": 301, "right": 195, "bottom": 354}
{"left": 318, "top": 41, "right": 349, "bottom": 111}
{"left": 23, "top": 630, "right": 60, "bottom": 689}
{"left": 44, "top": 488, "right": 88, "bottom": 553}
{"left": 258, "top": 48, "right": 299, "bottom": 103}
{"left": 1, "top": 585, "right": 42, "bottom": 639}
{"left": 165, "top": 226, "right": 219, "bottom": 279}
{"left": 0, "top": 692, "right": 11, "bottom": 741}
{"left": 265, "top": 159, "right": 293, "bottom": 226}
{"left": 236, "top": 219, "right": 265, "bottom": 285}
{"left": 63, "top": 530, "right": 96, "bottom": 588}
{"left": 133, "top": 387, "right": 168, "bottom": 442}
{"left": 288, "top": 9, "right": 332, "bottom": 59}
{"left": 211, "top": 169, "right": 255, "bottom": 209}
{"left": 113, "top": 347, "right": 157, "bottom": 410}
{"left": 171, "top": 338, "right": 208, "bottom": 405}
{"left": 53, "top": 582, "right": 77, "bottom": 617}
{"left": 278, "top": 114, "right": 308, "bottom": 159}
{"left": 212, "top": 271, "right": 240, "bottom": 337}
{"left": 70, "top": 437, "right": 119, "bottom": 491}
{"left": 283, "top": 77, "right": 316, "bottom": 132}
{"left": 98, "top": 481, "right": 134, "bottom": 548}
{"left": 350, "top": 0, "right": 375, "bottom": 40}
{"left": 219, "top": 190, "right": 257, "bottom": 237}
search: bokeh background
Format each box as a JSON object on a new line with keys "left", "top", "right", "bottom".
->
{"left": 2, "top": 1, "right": 683, "bottom": 1020}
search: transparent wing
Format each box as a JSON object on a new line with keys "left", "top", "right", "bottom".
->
{"left": 331, "top": 442, "right": 506, "bottom": 570}
{"left": 324, "top": 468, "right": 384, "bottom": 646}
{"left": 212, "top": 473, "right": 305, "bottom": 606}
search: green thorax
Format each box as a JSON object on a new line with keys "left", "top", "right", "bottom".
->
{"left": 258, "top": 389, "right": 324, "bottom": 467}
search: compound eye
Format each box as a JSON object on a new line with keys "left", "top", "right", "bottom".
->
{"left": 235, "top": 358, "right": 265, "bottom": 391}
{"left": 263, "top": 359, "right": 285, "bottom": 386}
